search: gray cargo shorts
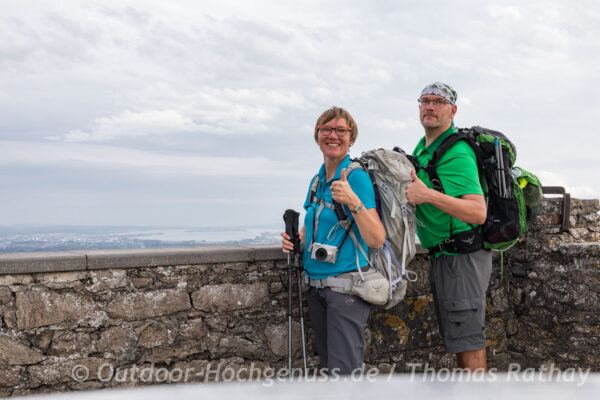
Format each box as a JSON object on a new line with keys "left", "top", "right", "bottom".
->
{"left": 429, "top": 249, "right": 492, "bottom": 354}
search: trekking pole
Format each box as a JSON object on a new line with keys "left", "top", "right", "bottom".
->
{"left": 494, "top": 138, "right": 505, "bottom": 197}
{"left": 283, "top": 209, "right": 303, "bottom": 375}
{"left": 498, "top": 139, "right": 507, "bottom": 197}
{"left": 295, "top": 252, "right": 308, "bottom": 375}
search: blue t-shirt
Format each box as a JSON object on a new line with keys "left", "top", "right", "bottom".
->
{"left": 303, "top": 155, "right": 377, "bottom": 279}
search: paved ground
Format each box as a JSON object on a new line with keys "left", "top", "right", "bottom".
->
{"left": 26, "top": 373, "right": 600, "bottom": 400}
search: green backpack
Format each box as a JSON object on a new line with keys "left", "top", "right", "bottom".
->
{"left": 416, "top": 126, "right": 542, "bottom": 269}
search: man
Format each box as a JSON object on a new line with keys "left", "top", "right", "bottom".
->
{"left": 406, "top": 82, "right": 492, "bottom": 372}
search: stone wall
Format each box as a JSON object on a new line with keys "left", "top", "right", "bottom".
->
{"left": 370, "top": 197, "right": 600, "bottom": 371}
{"left": 0, "top": 198, "right": 598, "bottom": 396}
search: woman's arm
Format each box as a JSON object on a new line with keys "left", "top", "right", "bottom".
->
{"left": 330, "top": 169, "right": 386, "bottom": 248}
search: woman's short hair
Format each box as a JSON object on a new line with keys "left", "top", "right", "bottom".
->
{"left": 314, "top": 107, "right": 358, "bottom": 144}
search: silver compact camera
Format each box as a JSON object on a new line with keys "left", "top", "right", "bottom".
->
{"left": 311, "top": 243, "right": 338, "bottom": 263}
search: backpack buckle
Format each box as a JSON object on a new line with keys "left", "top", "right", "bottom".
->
{"left": 431, "top": 178, "right": 444, "bottom": 192}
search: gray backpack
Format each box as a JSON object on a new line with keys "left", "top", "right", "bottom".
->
{"left": 308, "top": 148, "right": 418, "bottom": 309}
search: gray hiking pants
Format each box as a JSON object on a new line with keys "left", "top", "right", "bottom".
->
{"left": 306, "top": 287, "right": 371, "bottom": 375}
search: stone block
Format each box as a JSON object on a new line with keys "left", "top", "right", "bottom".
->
{"left": 171, "top": 360, "right": 211, "bottom": 383}
{"left": 370, "top": 294, "right": 438, "bottom": 353}
{"left": 569, "top": 228, "right": 591, "bottom": 241}
{"left": 2, "top": 310, "right": 16, "bottom": 330}
{"left": 0, "top": 288, "right": 12, "bottom": 305}
{"left": 28, "top": 357, "right": 109, "bottom": 386}
{"left": 0, "top": 367, "right": 21, "bottom": 388}
{"left": 84, "top": 246, "right": 257, "bottom": 270}
{"left": 252, "top": 245, "right": 288, "bottom": 262}
{"left": 0, "top": 275, "right": 33, "bottom": 286}
{"left": 270, "top": 282, "right": 283, "bottom": 294}
{"left": 491, "top": 288, "right": 509, "bottom": 313}
{"left": 95, "top": 326, "right": 136, "bottom": 354}
{"left": 204, "top": 316, "right": 228, "bottom": 332}
{"left": 264, "top": 323, "right": 303, "bottom": 358}
{"left": 49, "top": 332, "right": 92, "bottom": 356}
{"left": 583, "top": 212, "right": 599, "bottom": 224}
{"left": 15, "top": 290, "right": 97, "bottom": 330}
{"left": 506, "top": 319, "right": 519, "bottom": 336}
{"left": 0, "top": 251, "right": 86, "bottom": 274}
{"left": 138, "top": 323, "right": 171, "bottom": 348}
{"left": 0, "top": 336, "right": 44, "bottom": 365}
{"left": 178, "top": 318, "right": 205, "bottom": 340}
{"left": 191, "top": 282, "right": 268, "bottom": 312}
{"left": 534, "top": 214, "right": 561, "bottom": 226}
{"left": 143, "top": 342, "right": 204, "bottom": 365}
{"left": 215, "top": 335, "right": 261, "bottom": 359}
{"left": 559, "top": 242, "right": 600, "bottom": 258}
{"left": 132, "top": 278, "right": 153, "bottom": 288}
{"left": 485, "top": 317, "right": 507, "bottom": 353}
{"left": 105, "top": 288, "right": 191, "bottom": 321}
{"left": 29, "top": 331, "right": 54, "bottom": 351}
{"left": 35, "top": 271, "right": 84, "bottom": 284}
{"left": 220, "top": 262, "right": 252, "bottom": 272}
{"left": 85, "top": 270, "right": 129, "bottom": 293}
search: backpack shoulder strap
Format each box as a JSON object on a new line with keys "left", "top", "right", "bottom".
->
{"left": 421, "top": 132, "right": 467, "bottom": 193}
{"left": 309, "top": 174, "right": 320, "bottom": 204}
{"left": 344, "top": 159, "right": 363, "bottom": 178}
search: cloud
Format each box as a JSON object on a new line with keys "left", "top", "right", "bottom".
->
{"left": 488, "top": 5, "right": 522, "bottom": 20}
{"left": 1, "top": 0, "right": 599, "bottom": 228}
{"left": 0, "top": 141, "right": 302, "bottom": 177}
{"left": 537, "top": 170, "right": 600, "bottom": 200}
{"left": 376, "top": 119, "right": 409, "bottom": 131}
{"left": 61, "top": 109, "right": 200, "bottom": 142}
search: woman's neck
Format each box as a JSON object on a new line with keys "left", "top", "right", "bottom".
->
{"left": 324, "top": 154, "right": 347, "bottom": 181}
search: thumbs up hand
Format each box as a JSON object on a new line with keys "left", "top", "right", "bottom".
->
{"left": 341, "top": 168, "right": 348, "bottom": 182}
{"left": 406, "top": 169, "right": 431, "bottom": 205}
{"left": 331, "top": 168, "right": 359, "bottom": 207}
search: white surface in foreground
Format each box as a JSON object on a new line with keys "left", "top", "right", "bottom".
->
{"left": 25, "top": 374, "right": 600, "bottom": 400}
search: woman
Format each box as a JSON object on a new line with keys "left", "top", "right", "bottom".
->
{"left": 281, "top": 106, "right": 385, "bottom": 375}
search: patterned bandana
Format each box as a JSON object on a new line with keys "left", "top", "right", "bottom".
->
{"left": 420, "top": 82, "right": 457, "bottom": 105}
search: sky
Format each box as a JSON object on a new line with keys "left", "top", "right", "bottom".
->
{"left": 1, "top": 0, "right": 599, "bottom": 228}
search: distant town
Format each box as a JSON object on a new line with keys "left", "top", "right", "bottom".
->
{"left": 0, "top": 225, "right": 281, "bottom": 253}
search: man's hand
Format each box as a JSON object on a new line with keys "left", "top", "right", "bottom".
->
{"left": 406, "top": 169, "right": 432, "bottom": 205}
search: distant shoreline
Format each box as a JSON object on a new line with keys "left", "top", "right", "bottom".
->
{"left": 0, "top": 225, "right": 281, "bottom": 253}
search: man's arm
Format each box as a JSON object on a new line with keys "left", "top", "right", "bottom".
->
{"left": 406, "top": 170, "right": 486, "bottom": 225}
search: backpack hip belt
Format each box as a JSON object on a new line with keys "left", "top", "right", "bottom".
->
{"left": 428, "top": 227, "right": 484, "bottom": 256}
{"left": 304, "top": 267, "right": 394, "bottom": 306}
{"left": 303, "top": 266, "right": 371, "bottom": 291}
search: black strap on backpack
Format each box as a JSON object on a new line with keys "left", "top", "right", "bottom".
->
{"left": 308, "top": 174, "right": 355, "bottom": 252}
{"left": 419, "top": 133, "right": 466, "bottom": 193}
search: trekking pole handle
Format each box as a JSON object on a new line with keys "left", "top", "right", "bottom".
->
{"left": 283, "top": 209, "right": 300, "bottom": 254}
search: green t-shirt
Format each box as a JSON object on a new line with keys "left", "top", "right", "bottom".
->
{"left": 412, "top": 124, "right": 483, "bottom": 254}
